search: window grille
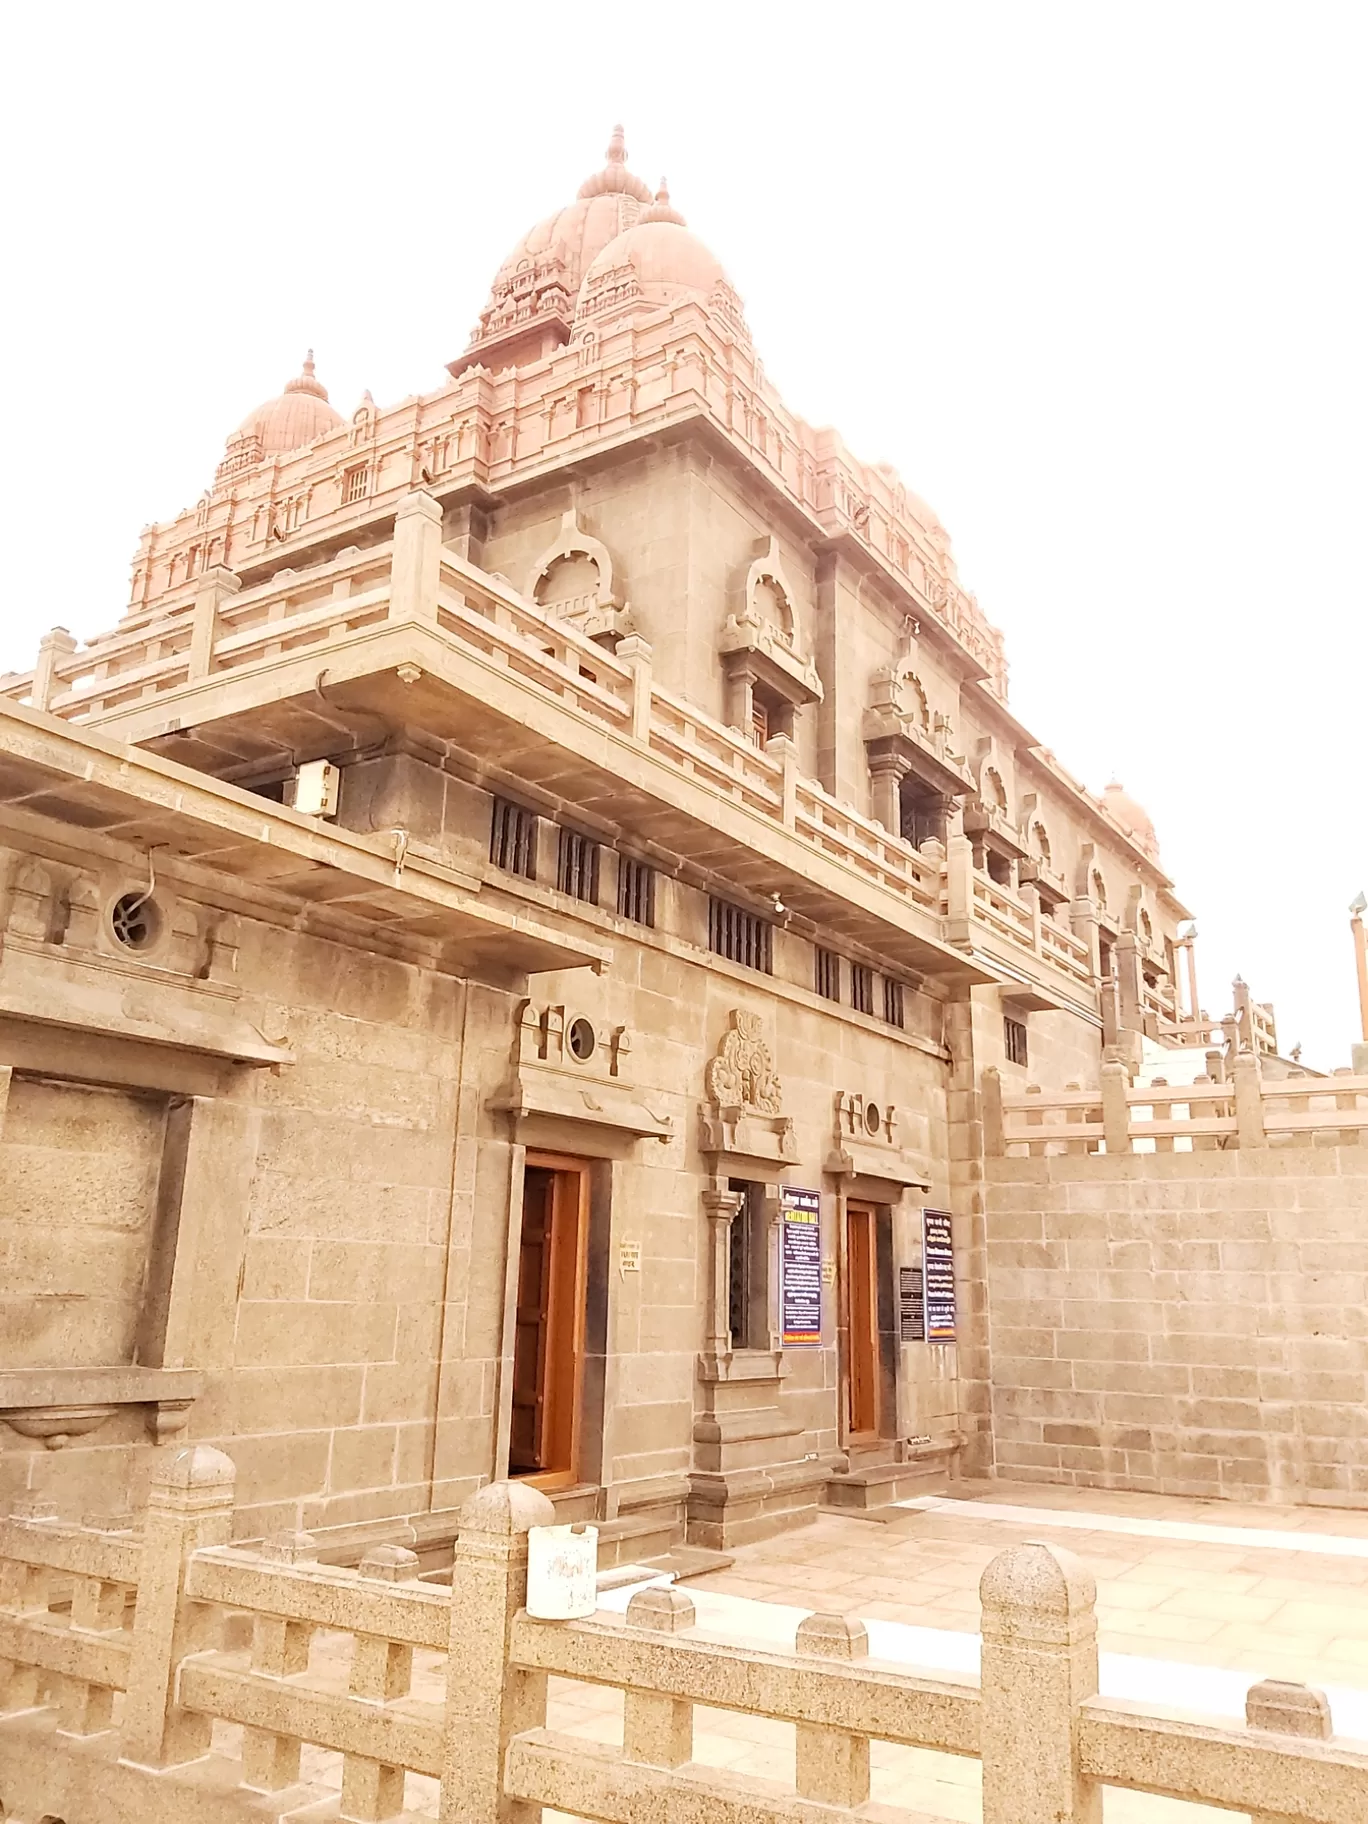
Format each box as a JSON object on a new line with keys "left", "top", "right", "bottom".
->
{"left": 851, "top": 963, "right": 874, "bottom": 1015}
{"left": 1004, "top": 1016, "right": 1029, "bottom": 1067}
{"left": 490, "top": 799, "right": 537, "bottom": 879}
{"left": 617, "top": 856, "right": 656, "bottom": 927}
{"left": 343, "top": 464, "right": 368, "bottom": 504}
{"left": 557, "top": 828, "right": 600, "bottom": 903}
{"left": 750, "top": 698, "right": 770, "bottom": 747}
{"left": 883, "top": 977, "right": 906, "bottom": 1029}
{"left": 709, "top": 898, "right": 772, "bottom": 974}
{"left": 727, "top": 1179, "right": 766, "bottom": 1349}
{"left": 815, "top": 947, "right": 841, "bottom": 1002}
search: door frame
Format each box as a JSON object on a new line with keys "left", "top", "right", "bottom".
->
{"left": 842, "top": 1198, "right": 882, "bottom": 1445}
{"left": 512, "top": 1150, "right": 590, "bottom": 1491}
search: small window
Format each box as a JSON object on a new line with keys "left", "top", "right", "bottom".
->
{"left": 815, "top": 947, "right": 841, "bottom": 1002}
{"left": 750, "top": 697, "right": 770, "bottom": 748}
{"left": 1004, "top": 1016, "right": 1029, "bottom": 1067}
{"left": 883, "top": 977, "right": 905, "bottom": 1029}
{"left": 557, "top": 828, "right": 600, "bottom": 904}
{"left": 617, "top": 856, "right": 656, "bottom": 927}
{"left": 851, "top": 964, "right": 874, "bottom": 1016}
{"left": 343, "top": 463, "right": 368, "bottom": 505}
{"left": 490, "top": 799, "right": 537, "bottom": 879}
{"left": 110, "top": 892, "right": 160, "bottom": 952}
{"left": 709, "top": 898, "right": 772, "bottom": 973}
{"left": 727, "top": 1179, "right": 769, "bottom": 1350}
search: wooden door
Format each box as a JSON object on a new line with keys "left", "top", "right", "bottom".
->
{"left": 845, "top": 1202, "right": 880, "bottom": 1439}
{"left": 510, "top": 1156, "right": 587, "bottom": 1483}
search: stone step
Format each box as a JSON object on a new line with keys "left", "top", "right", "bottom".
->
{"left": 547, "top": 1482, "right": 602, "bottom": 1525}
{"left": 823, "top": 1455, "right": 956, "bottom": 1515}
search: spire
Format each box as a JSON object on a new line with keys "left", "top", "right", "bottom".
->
{"left": 285, "top": 349, "right": 329, "bottom": 401}
{"left": 641, "top": 178, "right": 687, "bottom": 226}
{"left": 578, "top": 124, "right": 652, "bottom": 203}
{"left": 606, "top": 124, "right": 627, "bottom": 165}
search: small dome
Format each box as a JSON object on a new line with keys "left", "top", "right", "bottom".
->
{"left": 576, "top": 218, "right": 738, "bottom": 325}
{"left": 232, "top": 353, "right": 343, "bottom": 456}
{"left": 640, "top": 178, "right": 686, "bottom": 226}
{"left": 1101, "top": 780, "right": 1160, "bottom": 860}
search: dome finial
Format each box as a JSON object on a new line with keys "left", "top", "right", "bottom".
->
{"left": 285, "top": 350, "right": 328, "bottom": 402}
{"left": 606, "top": 124, "right": 627, "bottom": 165}
{"left": 303, "top": 348, "right": 315, "bottom": 377}
{"left": 641, "top": 177, "right": 687, "bottom": 226}
{"left": 577, "top": 126, "right": 652, "bottom": 203}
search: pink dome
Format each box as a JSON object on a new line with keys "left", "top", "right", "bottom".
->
{"left": 232, "top": 353, "right": 343, "bottom": 456}
{"left": 1101, "top": 780, "right": 1160, "bottom": 860}
{"left": 575, "top": 219, "right": 738, "bottom": 326}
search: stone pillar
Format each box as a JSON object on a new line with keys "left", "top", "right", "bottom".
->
{"left": 1100, "top": 1061, "right": 1130, "bottom": 1155}
{"left": 1246, "top": 1678, "right": 1332, "bottom": 1824}
{"left": 722, "top": 661, "right": 756, "bottom": 736}
{"left": 702, "top": 1182, "right": 742, "bottom": 1359}
{"left": 867, "top": 751, "right": 908, "bottom": 835}
{"left": 979, "top": 1541, "right": 1101, "bottom": 1824}
{"left": 1233, "top": 1049, "right": 1267, "bottom": 1149}
{"left": 945, "top": 834, "right": 974, "bottom": 946}
{"left": 32, "top": 626, "right": 77, "bottom": 711}
{"left": 1114, "top": 931, "right": 1143, "bottom": 1036}
{"left": 764, "top": 732, "right": 799, "bottom": 827}
{"left": 1070, "top": 896, "right": 1101, "bottom": 980}
{"left": 616, "top": 634, "right": 653, "bottom": 744}
{"left": 623, "top": 1586, "right": 695, "bottom": 1766}
{"left": 188, "top": 567, "right": 240, "bottom": 679}
{"left": 389, "top": 489, "right": 443, "bottom": 625}
{"left": 440, "top": 1480, "right": 553, "bottom": 1824}
{"left": 0, "top": 1064, "right": 10, "bottom": 1141}
{"left": 794, "top": 1613, "right": 870, "bottom": 1807}
{"left": 121, "top": 1445, "right": 236, "bottom": 1768}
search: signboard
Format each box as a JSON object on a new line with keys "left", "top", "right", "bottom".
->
{"left": 898, "top": 1264, "right": 926, "bottom": 1342}
{"left": 780, "top": 1186, "right": 822, "bottom": 1347}
{"left": 922, "top": 1208, "right": 957, "bottom": 1342}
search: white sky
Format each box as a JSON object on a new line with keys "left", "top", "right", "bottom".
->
{"left": 2, "top": 3, "right": 1363, "bottom": 1068}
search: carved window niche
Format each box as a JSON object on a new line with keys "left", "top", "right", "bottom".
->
{"left": 964, "top": 738, "right": 1028, "bottom": 887}
{"left": 824, "top": 1090, "right": 931, "bottom": 1193}
{"left": 490, "top": 1000, "right": 674, "bottom": 1141}
{"left": 719, "top": 537, "right": 822, "bottom": 740}
{"left": 862, "top": 656, "right": 973, "bottom": 847}
{"left": 529, "top": 510, "right": 631, "bottom": 645}
{"left": 0, "top": 853, "right": 288, "bottom": 1454}
{"left": 1016, "top": 799, "right": 1070, "bottom": 917}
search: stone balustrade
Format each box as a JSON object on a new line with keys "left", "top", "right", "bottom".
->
{"left": 2, "top": 1452, "right": 1366, "bottom": 1821}
{"left": 985, "top": 1058, "right": 1368, "bottom": 1156}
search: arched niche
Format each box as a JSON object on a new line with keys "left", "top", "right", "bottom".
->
{"left": 527, "top": 510, "right": 627, "bottom": 642}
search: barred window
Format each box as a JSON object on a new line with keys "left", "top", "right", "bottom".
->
{"left": 883, "top": 977, "right": 906, "bottom": 1029}
{"left": 557, "top": 828, "right": 600, "bottom": 904}
{"left": 490, "top": 798, "right": 537, "bottom": 879}
{"left": 1004, "top": 1015, "right": 1029, "bottom": 1067}
{"left": 709, "top": 898, "right": 772, "bottom": 973}
{"left": 815, "top": 947, "right": 841, "bottom": 1002}
{"left": 851, "top": 963, "right": 874, "bottom": 1016}
{"left": 343, "top": 463, "right": 368, "bottom": 505}
{"left": 617, "top": 855, "right": 655, "bottom": 927}
{"left": 727, "top": 1179, "right": 768, "bottom": 1349}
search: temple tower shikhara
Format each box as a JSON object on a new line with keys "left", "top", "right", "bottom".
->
{"left": 2, "top": 126, "right": 1330, "bottom": 1551}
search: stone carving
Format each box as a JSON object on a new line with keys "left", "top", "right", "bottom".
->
{"left": 824, "top": 1089, "right": 931, "bottom": 1189}
{"left": 491, "top": 999, "right": 673, "bottom": 1140}
{"left": 705, "top": 1010, "right": 783, "bottom": 1113}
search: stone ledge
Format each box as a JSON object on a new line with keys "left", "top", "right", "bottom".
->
{"left": 0, "top": 1366, "right": 204, "bottom": 1449}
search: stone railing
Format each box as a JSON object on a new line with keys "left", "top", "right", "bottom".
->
{"left": 3, "top": 1454, "right": 1368, "bottom": 1823}
{"left": 984, "top": 1058, "right": 1368, "bottom": 1155}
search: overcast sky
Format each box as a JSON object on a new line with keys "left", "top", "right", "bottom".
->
{"left": 2, "top": 3, "right": 1363, "bottom": 1068}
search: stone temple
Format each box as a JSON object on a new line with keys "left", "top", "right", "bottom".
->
{"left": 1, "top": 126, "right": 1364, "bottom": 1571}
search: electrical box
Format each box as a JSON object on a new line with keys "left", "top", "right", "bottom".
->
{"left": 290, "top": 759, "right": 340, "bottom": 819}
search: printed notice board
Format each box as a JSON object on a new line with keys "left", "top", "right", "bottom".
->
{"left": 898, "top": 1264, "right": 926, "bottom": 1342}
{"left": 780, "top": 1186, "right": 822, "bottom": 1347}
{"left": 922, "top": 1208, "right": 957, "bottom": 1342}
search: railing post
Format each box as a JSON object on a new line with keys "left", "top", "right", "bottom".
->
{"left": 981, "top": 1066, "right": 1005, "bottom": 1157}
{"left": 389, "top": 489, "right": 443, "bottom": 625}
{"left": 623, "top": 1586, "right": 695, "bottom": 1766}
{"left": 795, "top": 1613, "right": 871, "bottom": 1807}
{"left": 1246, "top": 1678, "right": 1332, "bottom": 1824}
{"left": 945, "top": 833, "right": 974, "bottom": 947}
{"left": 121, "top": 1444, "right": 235, "bottom": 1768}
{"left": 764, "top": 732, "right": 799, "bottom": 827}
{"left": 32, "top": 626, "right": 77, "bottom": 712}
{"left": 616, "top": 634, "right": 654, "bottom": 744}
{"left": 440, "top": 1480, "right": 554, "bottom": 1824}
{"left": 1233, "top": 1049, "right": 1267, "bottom": 1149}
{"left": 188, "top": 567, "right": 240, "bottom": 680}
{"left": 1100, "top": 1060, "right": 1130, "bottom": 1155}
{"left": 979, "top": 1541, "right": 1101, "bottom": 1824}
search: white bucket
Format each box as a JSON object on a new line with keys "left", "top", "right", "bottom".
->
{"left": 525, "top": 1521, "right": 599, "bottom": 1619}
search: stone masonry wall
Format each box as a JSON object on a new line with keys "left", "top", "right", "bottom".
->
{"left": 985, "top": 1144, "right": 1368, "bottom": 1507}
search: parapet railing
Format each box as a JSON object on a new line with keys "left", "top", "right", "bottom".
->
{"left": 3, "top": 1457, "right": 1366, "bottom": 1824}
{"left": 984, "top": 1058, "right": 1368, "bottom": 1156}
{"left": 0, "top": 500, "right": 1099, "bottom": 1004}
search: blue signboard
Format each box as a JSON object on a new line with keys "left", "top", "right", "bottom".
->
{"left": 780, "top": 1186, "right": 822, "bottom": 1347}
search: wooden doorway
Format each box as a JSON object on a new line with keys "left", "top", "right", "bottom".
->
{"left": 845, "top": 1201, "right": 881, "bottom": 1441}
{"left": 510, "top": 1153, "right": 589, "bottom": 1486}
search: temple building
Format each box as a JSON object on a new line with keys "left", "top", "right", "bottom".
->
{"left": 2, "top": 127, "right": 1341, "bottom": 1560}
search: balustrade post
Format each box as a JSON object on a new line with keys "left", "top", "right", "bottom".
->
{"left": 795, "top": 1613, "right": 871, "bottom": 1807}
{"left": 945, "top": 834, "right": 974, "bottom": 946}
{"left": 764, "top": 732, "right": 799, "bottom": 826}
{"left": 623, "top": 1586, "right": 695, "bottom": 1767}
{"left": 188, "top": 567, "right": 240, "bottom": 679}
{"left": 979, "top": 1541, "right": 1101, "bottom": 1824}
{"left": 389, "top": 489, "right": 443, "bottom": 626}
{"left": 616, "top": 634, "right": 654, "bottom": 744}
{"left": 1233, "top": 1049, "right": 1267, "bottom": 1149}
{"left": 1246, "top": 1677, "right": 1332, "bottom": 1824}
{"left": 1100, "top": 1061, "right": 1130, "bottom": 1155}
{"left": 981, "top": 1066, "right": 1005, "bottom": 1157}
{"left": 440, "top": 1480, "right": 553, "bottom": 1824}
{"left": 121, "top": 1444, "right": 236, "bottom": 1769}
{"left": 32, "top": 626, "right": 77, "bottom": 712}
